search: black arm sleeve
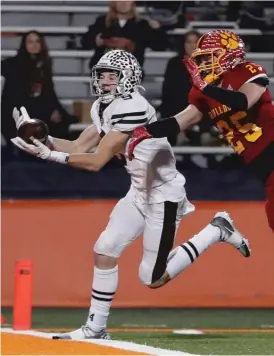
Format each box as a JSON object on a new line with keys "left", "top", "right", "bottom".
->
{"left": 146, "top": 117, "right": 181, "bottom": 138}
{"left": 202, "top": 85, "right": 248, "bottom": 111}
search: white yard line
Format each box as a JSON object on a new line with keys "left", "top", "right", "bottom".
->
{"left": 122, "top": 324, "right": 168, "bottom": 328}
{"left": 1, "top": 328, "right": 202, "bottom": 356}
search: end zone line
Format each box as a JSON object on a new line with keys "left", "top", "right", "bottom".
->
{"left": 1, "top": 328, "right": 201, "bottom": 356}
{"left": 13, "top": 327, "right": 274, "bottom": 333}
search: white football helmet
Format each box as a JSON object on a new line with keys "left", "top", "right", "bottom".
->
{"left": 90, "top": 50, "right": 143, "bottom": 103}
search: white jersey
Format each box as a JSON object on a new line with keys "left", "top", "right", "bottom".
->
{"left": 91, "top": 91, "right": 186, "bottom": 203}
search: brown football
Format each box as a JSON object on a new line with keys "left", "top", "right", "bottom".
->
{"left": 18, "top": 119, "right": 49, "bottom": 144}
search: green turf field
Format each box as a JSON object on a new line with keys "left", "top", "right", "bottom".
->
{"left": 2, "top": 308, "right": 274, "bottom": 355}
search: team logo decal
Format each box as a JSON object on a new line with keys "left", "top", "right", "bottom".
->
{"left": 220, "top": 32, "right": 239, "bottom": 50}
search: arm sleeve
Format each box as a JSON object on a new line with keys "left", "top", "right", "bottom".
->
{"left": 146, "top": 117, "right": 180, "bottom": 139}
{"left": 202, "top": 85, "right": 248, "bottom": 111}
{"left": 147, "top": 88, "right": 205, "bottom": 139}
{"left": 201, "top": 63, "right": 269, "bottom": 111}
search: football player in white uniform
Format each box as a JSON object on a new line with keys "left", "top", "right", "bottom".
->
{"left": 11, "top": 50, "right": 250, "bottom": 340}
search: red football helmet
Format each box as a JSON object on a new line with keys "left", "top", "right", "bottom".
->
{"left": 192, "top": 30, "right": 246, "bottom": 83}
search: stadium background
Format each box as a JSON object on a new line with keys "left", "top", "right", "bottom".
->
{"left": 1, "top": 1, "right": 274, "bottom": 354}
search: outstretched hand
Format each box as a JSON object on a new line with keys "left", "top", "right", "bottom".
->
{"left": 11, "top": 136, "right": 69, "bottom": 164}
{"left": 183, "top": 56, "right": 208, "bottom": 91}
{"left": 11, "top": 136, "right": 51, "bottom": 159}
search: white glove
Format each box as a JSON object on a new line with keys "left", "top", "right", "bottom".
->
{"left": 13, "top": 106, "right": 54, "bottom": 148}
{"left": 11, "top": 136, "right": 69, "bottom": 164}
{"left": 12, "top": 106, "right": 31, "bottom": 130}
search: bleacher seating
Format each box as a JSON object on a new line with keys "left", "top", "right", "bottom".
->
{"left": 1, "top": 2, "right": 274, "bottom": 119}
{"left": 2, "top": 49, "right": 274, "bottom": 100}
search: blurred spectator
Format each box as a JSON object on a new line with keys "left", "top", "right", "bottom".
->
{"left": 160, "top": 30, "right": 199, "bottom": 118}
{"left": 226, "top": 2, "right": 273, "bottom": 30}
{"left": 1, "top": 31, "right": 77, "bottom": 144}
{"left": 198, "top": 1, "right": 219, "bottom": 21}
{"left": 142, "top": 1, "right": 184, "bottom": 28}
{"left": 235, "top": 2, "right": 274, "bottom": 52}
{"left": 160, "top": 30, "right": 216, "bottom": 147}
{"left": 226, "top": 1, "right": 242, "bottom": 21}
{"left": 239, "top": 2, "right": 267, "bottom": 30}
{"left": 81, "top": 1, "right": 170, "bottom": 71}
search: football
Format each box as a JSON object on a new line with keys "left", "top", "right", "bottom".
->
{"left": 17, "top": 119, "right": 49, "bottom": 144}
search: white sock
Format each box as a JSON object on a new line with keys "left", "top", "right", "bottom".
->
{"left": 87, "top": 265, "right": 118, "bottom": 333}
{"left": 167, "top": 223, "right": 221, "bottom": 279}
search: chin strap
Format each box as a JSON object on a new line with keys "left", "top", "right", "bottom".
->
{"left": 100, "top": 94, "right": 115, "bottom": 104}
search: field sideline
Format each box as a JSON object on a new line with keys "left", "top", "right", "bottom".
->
{"left": 2, "top": 308, "right": 274, "bottom": 355}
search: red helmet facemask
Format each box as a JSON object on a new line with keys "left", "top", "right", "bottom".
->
{"left": 192, "top": 30, "right": 246, "bottom": 83}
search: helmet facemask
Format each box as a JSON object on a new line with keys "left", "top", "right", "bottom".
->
{"left": 192, "top": 48, "right": 226, "bottom": 84}
{"left": 91, "top": 66, "right": 134, "bottom": 104}
{"left": 191, "top": 30, "right": 246, "bottom": 85}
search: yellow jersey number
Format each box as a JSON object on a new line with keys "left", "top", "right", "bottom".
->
{"left": 216, "top": 64, "right": 263, "bottom": 153}
{"left": 245, "top": 63, "right": 258, "bottom": 74}
{"left": 216, "top": 111, "right": 263, "bottom": 154}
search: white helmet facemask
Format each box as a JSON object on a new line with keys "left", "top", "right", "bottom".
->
{"left": 90, "top": 50, "right": 143, "bottom": 104}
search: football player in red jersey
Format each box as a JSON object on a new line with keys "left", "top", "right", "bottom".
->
{"left": 128, "top": 30, "right": 274, "bottom": 232}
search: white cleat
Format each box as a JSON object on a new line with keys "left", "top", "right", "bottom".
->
{"left": 210, "top": 212, "right": 251, "bottom": 257}
{"left": 52, "top": 324, "right": 111, "bottom": 340}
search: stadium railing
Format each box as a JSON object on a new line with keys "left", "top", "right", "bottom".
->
{"left": 171, "top": 146, "right": 234, "bottom": 154}
{"left": 0, "top": 5, "right": 239, "bottom": 28}
{"left": 0, "top": 26, "right": 265, "bottom": 36}
{"left": 2, "top": 73, "right": 273, "bottom": 85}
{"left": 43, "top": 75, "right": 274, "bottom": 85}
{"left": 2, "top": 49, "right": 274, "bottom": 61}
{"left": 186, "top": 21, "right": 239, "bottom": 29}
{"left": 1, "top": 4, "right": 146, "bottom": 13}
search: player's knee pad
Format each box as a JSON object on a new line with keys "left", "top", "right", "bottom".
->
{"left": 265, "top": 200, "right": 274, "bottom": 233}
{"left": 94, "top": 230, "right": 122, "bottom": 258}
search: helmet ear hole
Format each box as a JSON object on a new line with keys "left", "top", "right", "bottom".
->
{"left": 124, "top": 69, "right": 132, "bottom": 77}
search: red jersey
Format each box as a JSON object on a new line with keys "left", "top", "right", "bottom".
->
{"left": 189, "top": 61, "right": 274, "bottom": 166}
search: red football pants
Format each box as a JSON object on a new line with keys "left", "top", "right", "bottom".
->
{"left": 265, "top": 171, "right": 274, "bottom": 233}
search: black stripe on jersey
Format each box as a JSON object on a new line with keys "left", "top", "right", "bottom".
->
{"left": 92, "top": 288, "right": 115, "bottom": 296}
{"left": 110, "top": 111, "right": 147, "bottom": 122}
{"left": 114, "top": 118, "right": 147, "bottom": 125}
